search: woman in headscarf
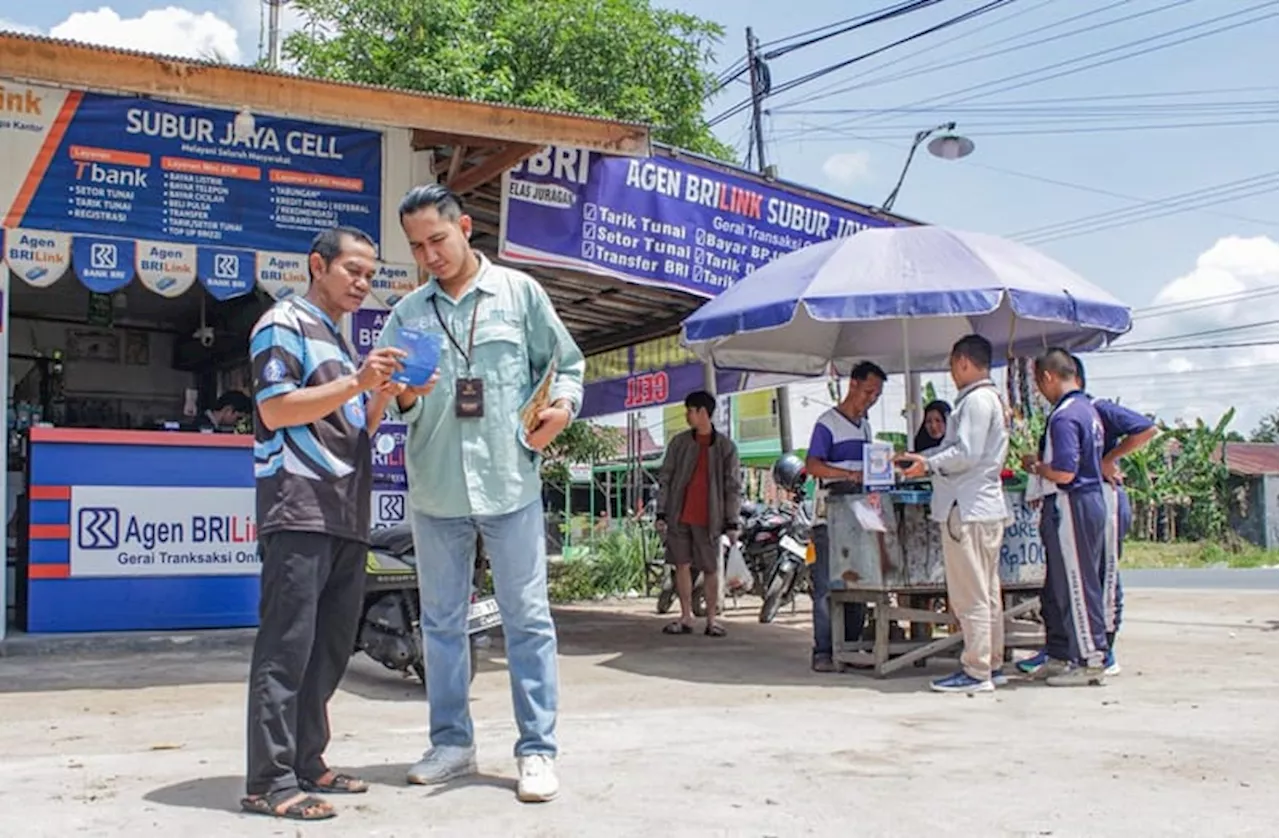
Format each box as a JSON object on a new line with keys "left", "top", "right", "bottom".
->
{"left": 913, "top": 399, "right": 952, "bottom": 453}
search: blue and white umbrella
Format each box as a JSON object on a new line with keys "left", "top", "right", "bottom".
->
{"left": 681, "top": 225, "right": 1132, "bottom": 376}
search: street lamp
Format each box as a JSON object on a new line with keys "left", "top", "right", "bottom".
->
{"left": 880, "top": 121, "right": 974, "bottom": 212}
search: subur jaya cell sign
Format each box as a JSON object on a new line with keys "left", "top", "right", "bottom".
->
{"left": 500, "top": 146, "right": 900, "bottom": 417}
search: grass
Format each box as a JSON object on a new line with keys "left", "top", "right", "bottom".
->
{"left": 1121, "top": 540, "right": 1279, "bottom": 570}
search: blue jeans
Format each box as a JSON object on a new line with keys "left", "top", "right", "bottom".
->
{"left": 410, "top": 499, "right": 558, "bottom": 757}
{"left": 811, "top": 524, "right": 867, "bottom": 658}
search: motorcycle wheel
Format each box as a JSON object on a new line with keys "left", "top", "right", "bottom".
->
{"left": 691, "top": 577, "right": 707, "bottom": 618}
{"left": 656, "top": 581, "right": 677, "bottom": 614}
{"left": 759, "top": 566, "right": 797, "bottom": 623}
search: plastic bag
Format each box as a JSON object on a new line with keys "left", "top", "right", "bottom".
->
{"left": 724, "top": 538, "right": 752, "bottom": 591}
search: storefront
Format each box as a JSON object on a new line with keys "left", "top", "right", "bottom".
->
{"left": 0, "top": 33, "right": 650, "bottom": 637}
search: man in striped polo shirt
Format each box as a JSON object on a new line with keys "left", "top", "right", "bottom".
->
{"left": 804, "top": 361, "right": 886, "bottom": 672}
{"left": 242, "top": 226, "right": 415, "bottom": 822}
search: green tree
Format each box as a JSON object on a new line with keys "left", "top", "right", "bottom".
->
{"left": 283, "top": 0, "right": 734, "bottom": 158}
{"left": 540, "top": 420, "right": 624, "bottom": 484}
{"left": 1248, "top": 410, "right": 1279, "bottom": 444}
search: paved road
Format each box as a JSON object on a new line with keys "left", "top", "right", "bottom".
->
{"left": 1124, "top": 566, "right": 1279, "bottom": 591}
{"left": 0, "top": 590, "right": 1275, "bottom": 837}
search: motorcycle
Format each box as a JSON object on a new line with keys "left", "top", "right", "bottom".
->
{"left": 356, "top": 523, "right": 503, "bottom": 683}
{"left": 758, "top": 490, "right": 814, "bottom": 624}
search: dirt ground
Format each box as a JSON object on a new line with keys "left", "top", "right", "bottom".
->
{"left": 0, "top": 588, "right": 1275, "bottom": 838}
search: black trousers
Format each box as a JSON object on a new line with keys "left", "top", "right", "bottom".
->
{"left": 245, "top": 531, "right": 366, "bottom": 796}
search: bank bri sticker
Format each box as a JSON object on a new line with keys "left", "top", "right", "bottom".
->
{"left": 499, "top": 146, "right": 894, "bottom": 300}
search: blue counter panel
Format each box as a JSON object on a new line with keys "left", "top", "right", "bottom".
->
{"left": 31, "top": 442, "right": 254, "bottom": 488}
{"left": 24, "top": 429, "right": 261, "bottom": 633}
{"left": 28, "top": 577, "right": 261, "bottom": 632}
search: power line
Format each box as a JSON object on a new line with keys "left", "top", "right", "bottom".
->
{"left": 795, "top": 2, "right": 1277, "bottom": 136}
{"left": 1007, "top": 173, "right": 1279, "bottom": 245}
{"left": 769, "top": 117, "right": 1276, "bottom": 139}
{"left": 1100, "top": 340, "right": 1278, "bottom": 353}
{"left": 770, "top": 0, "right": 1062, "bottom": 112}
{"left": 783, "top": 130, "right": 1278, "bottom": 228}
{"left": 707, "top": 0, "right": 1017, "bottom": 128}
{"left": 772, "top": 0, "right": 1197, "bottom": 112}
{"left": 1112, "top": 320, "right": 1279, "bottom": 348}
{"left": 758, "top": 0, "right": 943, "bottom": 50}
{"left": 765, "top": 0, "right": 951, "bottom": 59}
{"left": 1134, "top": 288, "right": 1280, "bottom": 319}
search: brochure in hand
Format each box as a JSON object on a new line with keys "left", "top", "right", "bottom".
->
{"left": 390, "top": 326, "right": 443, "bottom": 387}
{"left": 862, "top": 441, "right": 896, "bottom": 490}
{"left": 518, "top": 349, "right": 559, "bottom": 452}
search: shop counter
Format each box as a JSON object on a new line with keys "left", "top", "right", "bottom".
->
{"left": 824, "top": 485, "right": 1048, "bottom": 676}
{"left": 25, "top": 428, "right": 260, "bottom": 632}
{"left": 826, "top": 485, "right": 1046, "bottom": 592}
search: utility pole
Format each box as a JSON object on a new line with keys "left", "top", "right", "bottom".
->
{"left": 745, "top": 26, "right": 795, "bottom": 454}
{"left": 266, "top": 0, "right": 283, "bottom": 69}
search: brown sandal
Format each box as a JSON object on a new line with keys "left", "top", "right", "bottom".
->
{"left": 240, "top": 789, "right": 335, "bottom": 820}
{"left": 300, "top": 772, "right": 369, "bottom": 794}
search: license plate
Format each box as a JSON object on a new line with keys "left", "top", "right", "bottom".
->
{"left": 467, "top": 597, "right": 502, "bottom": 631}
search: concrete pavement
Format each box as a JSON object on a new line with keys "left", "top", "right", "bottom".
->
{"left": 0, "top": 588, "right": 1275, "bottom": 837}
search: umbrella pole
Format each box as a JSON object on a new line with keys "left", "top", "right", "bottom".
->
{"left": 902, "top": 319, "right": 921, "bottom": 451}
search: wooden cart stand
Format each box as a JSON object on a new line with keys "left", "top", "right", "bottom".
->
{"left": 824, "top": 488, "right": 1048, "bottom": 678}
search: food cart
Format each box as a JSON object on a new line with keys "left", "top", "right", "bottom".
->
{"left": 824, "top": 481, "right": 1046, "bottom": 676}
{"left": 679, "top": 226, "right": 1134, "bottom": 676}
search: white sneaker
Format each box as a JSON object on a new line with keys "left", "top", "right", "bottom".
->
{"left": 516, "top": 754, "right": 559, "bottom": 803}
{"left": 406, "top": 745, "right": 477, "bottom": 785}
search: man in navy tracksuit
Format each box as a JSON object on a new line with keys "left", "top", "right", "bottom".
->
{"left": 1021, "top": 349, "right": 1109, "bottom": 687}
{"left": 1072, "top": 355, "right": 1159, "bottom": 674}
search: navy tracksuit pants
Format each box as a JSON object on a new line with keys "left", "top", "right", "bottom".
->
{"left": 1039, "top": 490, "right": 1109, "bottom": 668}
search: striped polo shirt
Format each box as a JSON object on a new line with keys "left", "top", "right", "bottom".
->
{"left": 808, "top": 407, "right": 874, "bottom": 476}
{"left": 250, "top": 296, "right": 372, "bottom": 543}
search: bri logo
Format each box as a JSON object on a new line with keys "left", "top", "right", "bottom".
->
{"left": 78, "top": 507, "right": 121, "bottom": 549}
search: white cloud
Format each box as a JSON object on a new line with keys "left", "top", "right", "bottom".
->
{"left": 821, "top": 151, "right": 872, "bottom": 187}
{"left": 1083, "top": 235, "right": 1279, "bottom": 432}
{"left": 47, "top": 6, "right": 242, "bottom": 63}
{"left": 0, "top": 18, "right": 42, "bottom": 35}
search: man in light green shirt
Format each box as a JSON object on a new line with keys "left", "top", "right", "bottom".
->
{"left": 376, "top": 185, "right": 584, "bottom": 804}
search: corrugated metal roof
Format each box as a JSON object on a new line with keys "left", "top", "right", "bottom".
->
{"left": 1223, "top": 442, "right": 1279, "bottom": 477}
{"left": 0, "top": 30, "right": 650, "bottom": 130}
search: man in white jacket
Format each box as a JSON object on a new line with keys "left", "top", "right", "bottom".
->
{"left": 901, "top": 335, "right": 1011, "bottom": 694}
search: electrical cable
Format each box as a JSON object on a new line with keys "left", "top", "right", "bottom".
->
{"left": 795, "top": 2, "right": 1276, "bottom": 136}
{"left": 772, "top": 0, "right": 1062, "bottom": 112}
{"left": 773, "top": 0, "right": 1190, "bottom": 112}
{"left": 1006, "top": 173, "right": 1279, "bottom": 245}
{"left": 706, "top": 0, "right": 1017, "bottom": 128}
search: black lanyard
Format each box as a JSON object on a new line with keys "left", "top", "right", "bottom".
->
{"left": 432, "top": 295, "right": 481, "bottom": 372}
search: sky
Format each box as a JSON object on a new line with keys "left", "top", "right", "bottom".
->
{"left": 2, "top": 0, "right": 1278, "bottom": 438}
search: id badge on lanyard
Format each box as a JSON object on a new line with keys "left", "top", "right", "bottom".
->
{"left": 433, "top": 297, "right": 484, "bottom": 419}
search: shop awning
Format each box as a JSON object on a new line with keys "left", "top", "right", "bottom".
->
{"left": 1, "top": 227, "right": 415, "bottom": 308}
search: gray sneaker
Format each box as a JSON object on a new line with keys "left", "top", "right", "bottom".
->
{"left": 1028, "top": 657, "right": 1071, "bottom": 681}
{"left": 1046, "top": 664, "right": 1107, "bottom": 687}
{"left": 406, "top": 745, "right": 478, "bottom": 785}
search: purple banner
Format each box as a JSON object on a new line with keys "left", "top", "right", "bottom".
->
{"left": 500, "top": 147, "right": 891, "bottom": 299}
{"left": 580, "top": 333, "right": 746, "bottom": 419}
{"left": 371, "top": 422, "right": 407, "bottom": 491}
{"left": 351, "top": 308, "right": 389, "bottom": 360}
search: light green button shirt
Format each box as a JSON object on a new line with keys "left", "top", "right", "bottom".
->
{"left": 376, "top": 254, "right": 585, "bottom": 518}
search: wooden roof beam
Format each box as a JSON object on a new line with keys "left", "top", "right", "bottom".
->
{"left": 448, "top": 144, "right": 540, "bottom": 194}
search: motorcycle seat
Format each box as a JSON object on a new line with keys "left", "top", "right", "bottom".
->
{"left": 369, "top": 523, "right": 415, "bottom": 556}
